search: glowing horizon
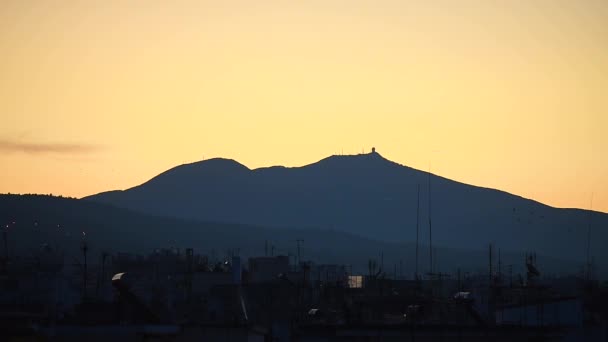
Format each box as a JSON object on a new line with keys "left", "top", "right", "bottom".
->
{"left": 1, "top": 1, "right": 607, "bottom": 213}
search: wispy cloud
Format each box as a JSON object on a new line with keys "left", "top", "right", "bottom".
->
{"left": 0, "top": 139, "right": 100, "bottom": 155}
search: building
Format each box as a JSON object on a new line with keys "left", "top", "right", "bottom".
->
{"left": 248, "top": 256, "right": 290, "bottom": 283}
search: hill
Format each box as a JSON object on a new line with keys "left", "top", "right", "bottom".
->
{"left": 83, "top": 152, "right": 608, "bottom": 275}
{"left": 0, "top": 194, "right": 582, "bottom": 277}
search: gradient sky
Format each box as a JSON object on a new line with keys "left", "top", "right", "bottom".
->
{"left": 1, "top": 0, "right": 607, "bottom": 213}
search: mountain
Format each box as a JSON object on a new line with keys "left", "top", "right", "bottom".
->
{"left": 84, "top": 152, "right": 608, "bottom": 275}
{"left": 0, "top": 194, "right": 582, "bottom": 277}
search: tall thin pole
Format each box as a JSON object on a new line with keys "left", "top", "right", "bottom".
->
{"left": 498, "top": 248, "right": 502, "bottom": 283}
{"left": 586, "top": 193, "right": 593, "bottom": 281}
{"left": 428, "top": 166, "right": 433, "bottom": 274}
{"left": 2, "top": 226, "right": 7, "bottom": 261}
{"left": 586, "top": 234, "right": 591, "bottom": 279}
{"left": 489, "top": 243, "right": 493, "bottom": 286}
{"left": 81, "top": 234, "right": 88, "bottom": 300}
{"left": 84, "top": 249, "right": 87, "bottom": 295}
{"left": 415, "top": 184, "right": 420, "bottom": 279}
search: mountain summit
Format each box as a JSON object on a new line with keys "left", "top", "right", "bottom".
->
{"left": 84, "top": 152, "right": 607, "bottom": 273}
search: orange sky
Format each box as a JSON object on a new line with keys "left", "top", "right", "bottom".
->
{"left": 1, "top": 0, "right": 607, "bottom": 213}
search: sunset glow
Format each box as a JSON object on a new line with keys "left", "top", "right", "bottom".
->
{"left": 1, "top": 0, "right": 607, "bottom": 212}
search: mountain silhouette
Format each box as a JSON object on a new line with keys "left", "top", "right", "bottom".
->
{"left": 84, "top": 151, "right": 608, "bottom": 275}
{"left": 0, "top": 194, "right": 582, "bottom": 277}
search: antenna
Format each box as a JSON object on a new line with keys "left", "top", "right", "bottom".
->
{"left": 489, "top": 243, "right": 493, "bottom": 286}
{"left": 81, "top": 231, "right": 88, "bottom": 300}
{"left": 186, "top": 248, "right": 194, "bottom": 298}
{"left": 2, "top": 223, "right": 8, "bottom": 261}
{"left": 498, "top": 248, "right": 502, "bottom": 284}
{"left": 428, "top": 164, "right": 433, "bottom": 274}
{"left": 415, "top": 184, "right": 420, "bottom": 279}
{"left": 586, "top": 193, "right": 594, "bottom": 281}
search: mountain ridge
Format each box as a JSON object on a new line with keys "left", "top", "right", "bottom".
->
{"left": 90, "top": 152, "right": 588, "bottom": 212}
{"left": 83, "top": 151, "right": 608, "bottom": 276}
{"left": 0, "top": 194, "right": 585, "bottom": 277}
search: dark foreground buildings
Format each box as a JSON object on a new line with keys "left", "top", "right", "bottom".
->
{"left": 1, "top": 246, "right": 607, "bottom": 341}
